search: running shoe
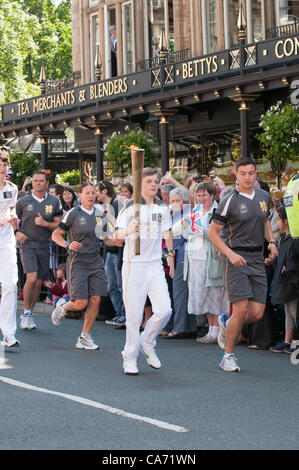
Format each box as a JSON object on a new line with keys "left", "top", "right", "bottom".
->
{"left": 284, "top": 346, "right": 295, "bottom": 355}
{"left": 76, "top": 334, "right": 99, "bottom": 350}
{"left": 51, "top": 298, "right": 67, "bottom": 326}
{"left": 270, "top": 341, "right": 289, "bottom": 353}
{"left": 139, "top": 340, "right": 161, "bottom": 369}
{"left": 1, "top": 335, "right": 20, "bottom": 347}
{"left": 219, "top": 353, "right": 240, "bottom": 372}
{"left": 196, "top": 334, "right": 218, "bottom": 344}
{"left": 122, "top": 352, "right": 139, "bottom": 375}
{"left": 105, "top": 316, "right": 126, "bottom": 327}
{"left": 20, "top": 313, "right": 36, "bottom": 330}
{"left": 217, "top": 313, "right": 230, "bottom": 350}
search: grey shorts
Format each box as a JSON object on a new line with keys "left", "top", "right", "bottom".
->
{"left": 20, "top": 243, "right": 50, "bottom": 280}
{"left": 226, "top": 251, "right": 267, "bottom": 305}
{"left": 67, "top": 253, "right": 108, "bottom": 300}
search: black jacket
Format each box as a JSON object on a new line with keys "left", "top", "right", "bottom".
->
{"left": 271, "top": 234, "right": 298, "bottom": 305}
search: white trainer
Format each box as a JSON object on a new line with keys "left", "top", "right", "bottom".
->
{"left": 122, "top": 353, "right": 139, "bottom": 375}
{"left": 219, "top": 353, "right": 240, "bottom": 372}
{"left": 140, "top": 341, "right": 161, "bottom": 369}
{"left": 1, "top": 335, "right": 20, "bottom": 347}
{"left": 217, "top": 313, "right": 230, "bottom": 350}
{"left": 20, "top": 314, "right": 36, "bottom": 330}
{"left": 51, "top": 298, "right": 67, "bottom": 326}
{"left": 75, "top": 334, "right": 99, "bottom": 350}
{"left": 196, "top": 334, "right": 218, "bottom": 344}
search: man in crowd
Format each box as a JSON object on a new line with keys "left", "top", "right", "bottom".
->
{"left": 16, "top": 171, "right": 62, "bottom": 329}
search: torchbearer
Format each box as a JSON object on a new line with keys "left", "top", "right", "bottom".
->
{"left": 114, "top": 160, "right": 174, "bottom": 375}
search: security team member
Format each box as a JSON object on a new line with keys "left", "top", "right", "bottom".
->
{"left": 0, "top": 150, "right": 19, "bottom": 347}
{"left": 208, "top": 158, "right": 277, "bottom": 372}
{"left": 51, "top": 183, "right": 121, "bottom": 350}
{"left": 16, "top": 171, "right": 62, "bottom": 330}
{"left": 114, "top": 168, "right": 174, "bottom": 376}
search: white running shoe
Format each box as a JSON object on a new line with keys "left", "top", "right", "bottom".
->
{"left": 51, "top": 298, "right": 67, "bottom": 326}
{"left": 122, "top": 352, "right": 139, "bottom": 375}
{"left": 75, "top": 334, "right": 99, "bottom": 350}
{"left": 1, "top": 335, "right": 20, "bottom": 347}
{"left": 140, "top": 341, "right": 161, "bottom": 369}
{"left": 196, "top": 334, "right": 218, "bottom": 344}
{"left": 219, "top": 353, "right": 240, "bottom": 372}
{"left": 20, "top": 314, "right": 36, "bottom": 330}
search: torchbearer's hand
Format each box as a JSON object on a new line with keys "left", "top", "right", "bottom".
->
{"left": 127, "top": 219, "right": 140, "bottom": 235}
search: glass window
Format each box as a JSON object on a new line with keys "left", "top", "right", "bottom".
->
{"left": 206, "top": 0, "right": 218, "bottom": 53}
{"left": 144, "top": 0, "right": 174, "bottom": 59}
{"left": 278, "top": 0, "right": 299, "bottom": 24}
{"left": 228, "top": 0, "right": 239, "bottom": 47}
{"left": 252, "top": 0, "right": 262, "bottom": 42}
{"left": 89, "top": 0, "right": 99, "bottom": 7}
{"left": 122, "top": 2, "right": 134, "bottom": 74}
{"left": 89, "top": 13, "right": 100, "bottom": 81}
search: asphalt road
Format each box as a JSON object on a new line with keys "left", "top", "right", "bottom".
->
{"left": 1, "top": 309, "right": 299, "bottom": 451}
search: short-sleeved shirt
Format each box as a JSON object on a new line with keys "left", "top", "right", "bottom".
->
{"left": 58, "top": 204, "right": 105, "bottom": 256}
{"left": 0, "top": 180, "right": 18, "bottom": 246}
{"left": 16, "top": 193, "right": 62, "bottom": 246}
{"left": 115, "top": 199, "right": 172, "bottom": 263}
{"left": 212, "top": 188, "right": 270, "bottom": 250}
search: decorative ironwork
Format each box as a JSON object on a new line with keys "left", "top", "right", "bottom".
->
{"left": 229, "top": 49, "right": 241, "bottom": 70}
{"left": 245, "top": 45, "right": 257, "bottom": 67}
{"left": 266, "top": 20, "right": 299, "bottom": 39}
{"left": 45, "top": 73, "right": 80, "bottom": 94}
{"left": 137, "top": 48, "right": 191, "bottom": 71}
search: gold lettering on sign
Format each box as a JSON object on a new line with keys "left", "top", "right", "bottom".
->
{"left": 275, "top": 37, "right": 299, "bottom": 59}
{"left": 90, "top": 77, "right": 128, "bottom": 100}
{"left": 182, "top": 56, "right": 219, "bottom": 79}
{"left": 17, "top": 101, "right": 30, "bottom": 116}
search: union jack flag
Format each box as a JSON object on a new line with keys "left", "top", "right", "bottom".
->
{"left": 6, "top": 164, "right": 13, "bottom": 179}
{"left": 190, "top": 203, "right": 203, "bottom": 235}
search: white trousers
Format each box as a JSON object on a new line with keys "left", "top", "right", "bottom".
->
{"left": 122, "top": 261, "right": 172, "bottom": 360}
{"left": 0, "top": 245, "right": 18, "bottom": 337}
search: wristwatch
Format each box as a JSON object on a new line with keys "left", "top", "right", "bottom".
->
{"left": 167, "top": 249, "right": 175, "bottom": 257}
{"left": 14, "top": 229, "right": 20, "bottom": 235}
{"left": 65, "top": 241, "right": 70, "bottom": 249}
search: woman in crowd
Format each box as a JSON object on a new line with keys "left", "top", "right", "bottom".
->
{"left": 184, "top": 182, "right": 230, "bottom": 343}
{"left": 61, "top": 187, "right": 78, "bottom": 213}
{"left": 164, "top": 187, "right": 197, "bottom": 339}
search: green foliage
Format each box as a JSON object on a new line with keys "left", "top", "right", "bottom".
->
{"left": 257, "top": 101, "right": 299, "bottom": 170}
{"left": 8, "top": 151, "right": 40, "bottom": 188}
{"left": 104, "top": 127, "right": 160, "bottom": 177}
{"left": 0, "top": 0, "right": 72, "bottom": 104}
{"left": 56, "top": 170, "right": 81, "bottom": 186}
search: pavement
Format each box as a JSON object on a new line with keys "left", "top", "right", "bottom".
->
{"left": 1, "top": 304, "right": 299, "bottom": 451}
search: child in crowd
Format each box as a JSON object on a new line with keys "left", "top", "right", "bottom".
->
{"left": 43, "top": 264, "right": 69, "bottom": 306}
{"left": 269, "top": 206, "right": 298, "bottom": 354}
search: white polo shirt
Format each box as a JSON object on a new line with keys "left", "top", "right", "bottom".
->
{"left": 116, "top": 200, "right": 172, "bottom": 263}
{"left": 0, "top": 180, "right": 18, "bottom": 247}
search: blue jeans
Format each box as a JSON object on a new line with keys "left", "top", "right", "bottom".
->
{"left": 105, "top": 252, "right": 125, "bottom": 319}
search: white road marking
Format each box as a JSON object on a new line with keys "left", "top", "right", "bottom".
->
{"left": 0, "top": 375, "right": 189, "bottom": 433}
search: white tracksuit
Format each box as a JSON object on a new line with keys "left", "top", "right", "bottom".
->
{"left": 116, "top": 201, "right": 172, "bottom": 361}
{"left": 0, "top": 181, "right": 18, "bottom": 338}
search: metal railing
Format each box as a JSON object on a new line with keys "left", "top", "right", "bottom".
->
{"left": 266, "top": 20, "right": 299, "bottom": 39}
{"left": 137, "top": 48, "right": 191, "bottom": 71}
{"left": 45, "top": 72, "right": 81, "bottom": 94}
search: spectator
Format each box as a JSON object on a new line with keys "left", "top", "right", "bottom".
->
{"left": 95, "top": 180, "right": 125, "bottom": 327}
{"left": 49, "top": 184, "right": 64, "bottom": 200}
{"left": 61, "top": 187, "right": 78, "bottom": 213}
{"left": 164, "top": 187, "right": 197, "bottom": 339}
{"left": 43, "top": 263, "right": 69, "bottom": 306}
{"left": 270, "top": 206, "right": 298, "bottom": 354}
{"left": 161, "top": 184, "right": 175, "bottom": 205}
{"left": 185, "top": 182, "right": 230, "bottom": 343}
